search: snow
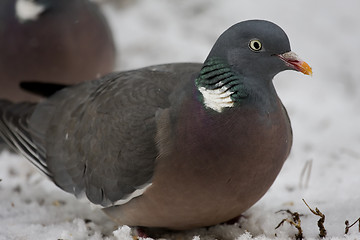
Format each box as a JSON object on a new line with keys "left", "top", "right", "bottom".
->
{"left": 1, "top": 0, "right": 360, "bottom": 239}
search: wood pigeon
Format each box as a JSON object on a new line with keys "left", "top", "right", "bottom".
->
{"left": 0, "top": 20, "right": 312, "bottom": 230}
{"left": 0, "top": 0, "right": 116, "bottom": 102}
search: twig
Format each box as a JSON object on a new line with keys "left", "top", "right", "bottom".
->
{"left": 345, "top": 218, "right": 360, "bottom": 234}
{"left": 275, "top": 210, "right": 303, "bottom": 240}
{"left": 299, "top": 159, "right": 312, "bottom": 189}
{"left": 302, "top": 199, "right": 327, "bottom": 238}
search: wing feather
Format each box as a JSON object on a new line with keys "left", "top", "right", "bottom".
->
{"left": 0, "top": 63, "right": 202, "bottom": 206}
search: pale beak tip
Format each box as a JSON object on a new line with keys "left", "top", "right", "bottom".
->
{"left": 300, "top": 61, "right": 313, "bottom": 76}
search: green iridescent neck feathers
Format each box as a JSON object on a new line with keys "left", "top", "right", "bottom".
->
{"left": 195, "top": 58, "right": 248, "bottom": 112}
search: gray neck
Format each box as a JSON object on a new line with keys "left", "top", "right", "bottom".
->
{"left": 195, "top": 57, "right": 280, "bottom": 114}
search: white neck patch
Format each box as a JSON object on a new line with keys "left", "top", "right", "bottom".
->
{"left": 16, "top": 0, "right": 46, "bottom": 22}
{"left": 198, "top": 82, "right": 234, "bottom": 113}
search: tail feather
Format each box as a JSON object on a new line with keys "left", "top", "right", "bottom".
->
{"left": 0, "top": 100, "right": 51, "bottom": 177}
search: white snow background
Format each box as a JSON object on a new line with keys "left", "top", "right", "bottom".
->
{"left": 1, "top": 0, "right": 360, "bottom": 239}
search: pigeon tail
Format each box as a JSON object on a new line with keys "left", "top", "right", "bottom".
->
{"left": 0, "top": 99, "right": 51, "bottom": 177}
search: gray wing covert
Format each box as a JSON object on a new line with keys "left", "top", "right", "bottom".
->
{"left": 0, "top": 63, "right": 201, "bottom": 207}
{"left": 29, "top": 66, "right": 183, "bottom": 206}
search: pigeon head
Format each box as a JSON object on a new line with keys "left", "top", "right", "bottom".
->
{"left": 195, "top": 20, "right": 312, "bottom": 112}
{"left": 207, "top": 20, "right": 312, "bottom": 78}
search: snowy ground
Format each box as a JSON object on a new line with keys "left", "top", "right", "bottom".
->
{"left": 1, "top": 1, "right": 360, "bottom": 239}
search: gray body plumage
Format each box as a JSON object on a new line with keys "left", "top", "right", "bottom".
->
{"left": 1, "top": 63, "right": 201, "bottom": 206}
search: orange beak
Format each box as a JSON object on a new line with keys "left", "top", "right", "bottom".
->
{"left": 278, "top": 51, "right": 313, "bottom": 76}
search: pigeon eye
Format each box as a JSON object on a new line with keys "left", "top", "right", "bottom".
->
{"left": 249, "top": 39, "right": 262, "bottom": 52}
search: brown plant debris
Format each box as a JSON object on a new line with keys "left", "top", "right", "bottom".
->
{"left": 302, "top": 199, "right": 327, "bottom": 238}
{"left": 345, "top": 218, "right": 360, "bottom": 234}
{"left": 275, "top": 209, "right": 303, "bottom": 240}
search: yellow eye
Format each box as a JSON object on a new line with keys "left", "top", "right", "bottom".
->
{"left": 249, "top": 39, "right": 262, "bottom": 52}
